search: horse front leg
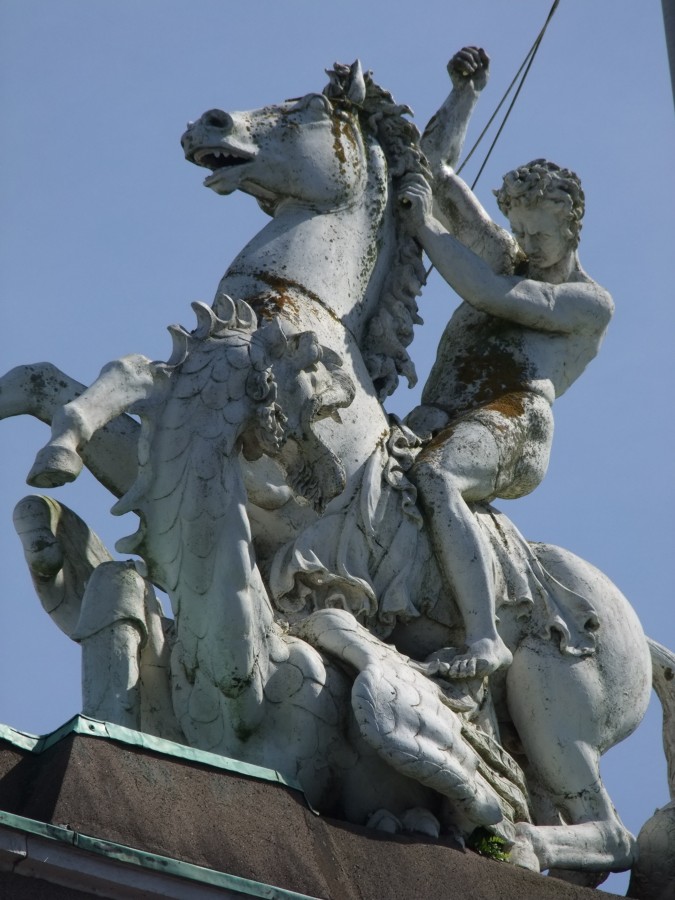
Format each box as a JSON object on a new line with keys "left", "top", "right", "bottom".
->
{"left": 0, "top": 362, "right": 84, "bottom": 421}
{"left": 26, "top": 355, "right": 154, "bottom": 491}
{"left": 0, "top": 362, "right": 139, "bottom": 496}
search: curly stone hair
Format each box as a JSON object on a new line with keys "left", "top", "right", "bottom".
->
{"left": 494, "top": 159, "right": 585, "bottom": 248}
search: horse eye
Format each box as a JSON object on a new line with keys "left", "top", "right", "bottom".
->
{"left": 307, "top": 95, "right": 330, "bottom": 112}
{"left": 290, "top": 93, "right": 331, "bottom": 115}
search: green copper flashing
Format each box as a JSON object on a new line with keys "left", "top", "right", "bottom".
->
{"left": 0, "top": 715, "right": 303, "bottom": 792}
{"left": 0, "top": 721, "right": 41, "bottom": 752}
{"left": 0, "top": 809, "right": 321, "bottom": 899}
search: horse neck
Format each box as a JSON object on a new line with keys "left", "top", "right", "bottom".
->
{"left": 219, "top": 159, "right": 390, "bottom": 340}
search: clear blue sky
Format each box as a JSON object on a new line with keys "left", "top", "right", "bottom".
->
{"left": 0, "top": 2, "right": 673, "bottom": 894}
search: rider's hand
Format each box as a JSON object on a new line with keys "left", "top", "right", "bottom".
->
{"left": 448, "top": 46, "right": 489, "bottom": 93}
{"left": 398, "top": 174, "right": 433, "bottom": 234}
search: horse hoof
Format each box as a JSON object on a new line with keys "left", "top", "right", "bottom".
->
{"left": 27, "top": 444, "right": 83, "bottom": 488}
{"left": 509, "top": 834, "right": 541, "bottom": 872}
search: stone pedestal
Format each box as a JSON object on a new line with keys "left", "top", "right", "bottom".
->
{"left": 0, "top": 718, "right": 620, "bottom": 899}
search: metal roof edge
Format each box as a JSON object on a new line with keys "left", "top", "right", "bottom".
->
{"left": 0, "top": 810, "right": 322, "bottom": 900}
{"left": 0, "top": 715, "right": 303, "bottom": 793}
{"left": 0, "top": 721, "right": 43, "bottom": 752}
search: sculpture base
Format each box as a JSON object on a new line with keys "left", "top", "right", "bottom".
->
{"left": 0, "top": 717, "right": 619, "bottom": 899}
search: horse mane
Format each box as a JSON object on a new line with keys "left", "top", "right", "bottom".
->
{"left": 324, "top": 64, "right": 430, "bottom": 400}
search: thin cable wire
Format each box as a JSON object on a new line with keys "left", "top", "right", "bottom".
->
{"left": 455, "top": 47, "right": 538, "bottom": 178}
{"left": 424, "top": 0, "right": 561, "bottom": 281}
{"left": 467, "top": 0, "right": 561, "bottom": 190}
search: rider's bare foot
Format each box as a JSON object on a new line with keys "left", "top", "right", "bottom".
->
{"left": 447, "top": 637, "right": 512, "bottom": 679}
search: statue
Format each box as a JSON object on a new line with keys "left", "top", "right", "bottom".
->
{"left": 1, "top": 49, "right": 673, "bottom": 891}
{"left": 399, "top": 47, "right": 614, "bottom": 681}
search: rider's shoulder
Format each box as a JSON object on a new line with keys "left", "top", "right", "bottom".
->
{"left": 567, "top": 269, "right": 614, "bottom": 329}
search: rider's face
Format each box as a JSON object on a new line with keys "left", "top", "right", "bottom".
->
{"left": 508, "top": 202, "right": 572, "bottom": 272}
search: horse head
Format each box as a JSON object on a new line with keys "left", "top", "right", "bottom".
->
{"left": 183, "top": 61, "right": 429, "bottom": 403}
{"left": 181, "top": 67, "right": 370, "bottom": 214}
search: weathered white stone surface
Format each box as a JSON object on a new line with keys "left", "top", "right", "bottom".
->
{"left": 628, "top": 800, "right": 675, "bottom": 899}
{"left": 1, "top": 48, "right": 673, "bottom": 894}
{"left": 399, "top": 48, "right": 612, "bottom": 683}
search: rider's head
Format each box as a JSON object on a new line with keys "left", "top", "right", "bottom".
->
{"left": 495, "top": 160, "right": 585, "bottom": 251}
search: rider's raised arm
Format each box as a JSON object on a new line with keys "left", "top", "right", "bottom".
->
{"left": 422, "top": 49, "right": 522, "bottom": 275}
{"left": 421, "top": 48, "right": 489, "bottom": 174}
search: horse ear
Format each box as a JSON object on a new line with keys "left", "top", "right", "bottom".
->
{"left": 346, "top": 60, "right": 366, "bottom": 105}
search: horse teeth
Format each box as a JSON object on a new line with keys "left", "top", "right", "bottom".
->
{"left": 192, "top": 146, "right": 251, "bottom": 170}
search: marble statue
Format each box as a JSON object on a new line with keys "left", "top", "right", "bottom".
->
{"left": 1, "top": 49, "right": 674, "bottom": 891}
{"left": 399, "top": 46, "right": 614, "bottom": 682}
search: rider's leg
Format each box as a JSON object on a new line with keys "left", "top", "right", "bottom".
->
{"left": 411, "top": 419, "right": 512, "bottom": 679}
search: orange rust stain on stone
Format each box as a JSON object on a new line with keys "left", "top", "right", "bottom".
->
{"left": 482, "top": 393, "right": 526, "bottom": 419}
{"left": 421, "top": 392, "right": 527, "bottom": 457}
{"left": 450, "top": 319, "right": 532, "bottom": 412}
{"left": 339, "top": 113, "right": 359, "bottom": 152}
{"left": 239, "top": 270, "right": 344, "bottom": 326}
{"left": 423, "top": 421, "right": 459, "bottom": 454}
{"left": 256, "top": 271, "right": 322, "bottom": 304}
{"left": 331, "top": 118, "right": 347, "bottom": 170}
{"left": 247, "top": 271, "right": 326, "bottom": 320}
{"left": 331, "top": 112, "right": 359, "bottom": 174}
{"left": 249, "top": 291, "right": 299, "bottom": 320}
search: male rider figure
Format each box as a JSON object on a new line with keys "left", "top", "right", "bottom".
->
{"left": 399, "top": 49, "right": 613, "bottom": 680}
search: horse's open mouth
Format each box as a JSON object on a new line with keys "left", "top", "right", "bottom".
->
{"left": 192, "top": 147, "right": 252, "bottom": 171}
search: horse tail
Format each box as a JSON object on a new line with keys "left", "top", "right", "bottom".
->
{"left": 648, "top": 637, "right": 675, "bottom": 799}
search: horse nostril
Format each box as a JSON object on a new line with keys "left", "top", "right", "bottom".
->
{"left": 202, "top": 109, "right": 233, "bottom": 130}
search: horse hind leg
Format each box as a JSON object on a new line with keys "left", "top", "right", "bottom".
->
{"left": 510, "top": 744, "right": 634, "bottom": 887}
{"left": 506, "top": 641, "right": 638, "bottom": 880}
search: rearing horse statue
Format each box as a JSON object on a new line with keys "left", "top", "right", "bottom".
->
{"left": 0, "top": 61, "right": 425, "bottom": 530}
{"left": 1, "top": 60, "right": 674, "bottom": 891}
